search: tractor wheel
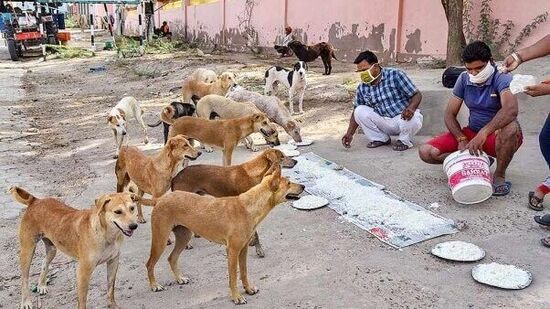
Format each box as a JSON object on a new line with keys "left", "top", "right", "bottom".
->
{"left": 7, "top": 39, "right": 19, "bottom": 61}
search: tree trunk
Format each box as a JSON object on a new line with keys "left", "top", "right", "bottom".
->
{"left": 441, "top": 0, "right": 466, "bottom": 66}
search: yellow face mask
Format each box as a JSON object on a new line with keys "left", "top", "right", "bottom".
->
{"left": 359, "top": 63, "right": 381, "bottom": 84}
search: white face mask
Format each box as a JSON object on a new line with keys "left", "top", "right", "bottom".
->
{"left": 469, "top": 63, "right": 495, "bottom": 84}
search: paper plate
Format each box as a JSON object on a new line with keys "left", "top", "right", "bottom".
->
{"left": 274, "top": 144, "right": 297, "bottom": 151}
{"left": 431, "top": 241, "right": 485, "bottom": 262}
{"left": 289, "top": 139, "right": 313, "bottom": 146}
{"left": 472, "top": 263, "right": 532, "bottom": 290}
{"left": 292, "top": 195, "right": 329, "bottom": 210}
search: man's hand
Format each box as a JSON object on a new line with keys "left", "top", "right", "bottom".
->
{"left": 401, "top": 107, "right": 415, "bottom": 121}
{"left": 458, "top": 140, "right": 468, "bottom": 151}
{"left": 465, "top": 133, "right": 487, "bottom": 156}
{"left": 525, "top": 82, "right": 550, "bottom": 97}
{"left": 500, "top": 54, "right": 521, "bottom": 73}
{"left": 342, "top": 133, "right": 353, "bottom": 148}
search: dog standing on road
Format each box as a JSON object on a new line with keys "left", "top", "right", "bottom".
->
{"left": 10, "top": 187, "right": 140, "bottom": 309}
{"left": 181, "top": 71, "right": 236, "bottom": 104}
{"left": 287, "top": 40, "right": 337, "bottom": 75}
{"left": 171, "top": 148, "right": 297, "bottom": 257}
{"left": 108, "top": 96, "right": 150, "bottom": 158}
{"left": 227, "top": 88, "right": 303, "bottom": 142}
{"left": 115, "top": 135, "right": 201, "bottom": 223}
{"left": 264, "top": 61, "right": 308, "bottom": 114}
{"left": 146, "top": 166, "right": 305, "bottom": 304}
{"left": 147, "top": 102, "right": 196, "bottom": 144}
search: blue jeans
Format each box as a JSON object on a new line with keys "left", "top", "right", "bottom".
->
{"left": 540, "top": 113, "right": 550, "bottom": 168}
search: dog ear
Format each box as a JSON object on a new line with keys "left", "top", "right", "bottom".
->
{"left": 117, "top": 108, "right": 126, "bottom": 120}
{"left": 130, "top": 193, "right": 140, "bottom": 203}
{"left": 107, "top": 116, "right": 113, "bottom": 124}
{"left": 269, "top": 166, "right": 282, "bottom": 192}
{"left": 95, "top": 195, "right": 111, "bottom": 214}
{"left": 265, "top": 149, "right": 280, "bottom": 164}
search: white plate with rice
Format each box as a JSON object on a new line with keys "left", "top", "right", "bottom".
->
{"left": 431, "top": 241, "right": 485, "bottom": 262}
{"left": 292, "top": 195, "right": 329, "bottom": 210}
{"left": 472, "top": 263, "right": 532, "bottom": 290}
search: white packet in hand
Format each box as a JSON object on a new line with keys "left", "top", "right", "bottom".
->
{"left": 510, "top": 74, "right": 538, "bottom": 95}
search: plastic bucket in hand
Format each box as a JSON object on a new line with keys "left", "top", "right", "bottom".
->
{"left": 443, "top": 151, "right": 493, "bottom": 204}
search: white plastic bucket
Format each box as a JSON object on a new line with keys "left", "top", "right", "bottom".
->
{"left": 443, "top": 151, "right": 493, "bottom": 204}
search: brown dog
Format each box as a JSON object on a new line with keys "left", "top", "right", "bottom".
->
{"left": 10, "top": 187, "right": 139, "bottom": 309}
{"left": 287, "top": 40, "right": 337, "bottom": 75}
{"left": 181, "top": 71, "right": 236, "bottom": 103}
{"left": 115, "top": 134, "right": 201, "bottom": 223}
{"left": 171, "top": 148, "right": 297, "bottom": 257}
{"left": 166, "top": 113, "right": 279, "bottom": 166}
{"left": 146, "top": 166, "right": 305, "bottom": 304}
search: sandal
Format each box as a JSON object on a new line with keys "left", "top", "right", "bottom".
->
{"left": 492, "top": 181, "right": 512, "bottom": 196}
{"left": 541, "top": 237, "right": 550, "bottom": 248}
{"left": 534, "top": 214, "right": 550, "bottom": 226}
{"left": 528, "top": 191, "right": 544, "bottom": 211}
{"left": 393, "top": 140, "right": 410, "bottom": 151}
{"left": 367, "top": 139, "right": 391, "bottom": 148}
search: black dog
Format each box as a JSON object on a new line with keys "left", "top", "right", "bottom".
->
{"left": 287, "top": 40, "right": 337, "bottom": 75}
{"left": 147, "top": 102, "right": 195, "bottom": 144}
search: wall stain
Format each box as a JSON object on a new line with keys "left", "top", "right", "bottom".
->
{"left": 404, "top": 28, "right": 422, "bottom": 54}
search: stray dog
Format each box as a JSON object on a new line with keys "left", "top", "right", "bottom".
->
{"left": 107, "top": 96, "right": 150, "bottom": 158}
{"left": 147, "top": 102, "right": 196, "bottom": 144}
{"left": 264, "top": 61, "right": 308, "bottom": 114}
{"left": 146, "top": 166, "right": 305, "bottom": 304}
{"left": 182, "top": 71, "right": 236, "bottom": 104}
{"left": 115, "top": 135, "right": 201, "bottom": 223}
{"left": 190, "top": 68, "right": 217, "bottom": 83}
{"left": 287, "top": 40, "right": 337, "bottom": 75}
{"left": 196, "top": 94, "right": 273, "bottom": 151}
{"left": 166, "top": 113, "right": 279, "bottom": 166}
{"left": 227, "top": 88, "right": 302, "bottom": 142}
{"left": 10, "top": 187, "right": 139, "bottom": 309}
{"left": 171, "top": 148, "right": 297, "bottom": 257}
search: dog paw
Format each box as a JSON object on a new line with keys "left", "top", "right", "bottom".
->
{"left": 176, "top": 276, "right": 190, "bottom": 285}
{"left": 251, "top": 146, "right": 260, "bottom": 152}
{"left": 107, "top": 303, "right": 121, "bottom": 309}
{"left": 21, "top": 299, "right": 33, "bottom": 309}
{"left": 166, "top": 239, "right": 173, "bottom": 246}
{"left": 205, "top": 147, "right": 214, "bottom": 153}
{"left": 36, "top": 285, "right": 48, "bottom": 295}
{"left": 256, "top": 248, "right": 265, "bottom": 258}
{"left": 137, "top": 216, "right": 147, "bottom": 224}
{"left": 112, "top": 154, "right": 119, "bottom": 159}
{"left": 185, "top": 244, "right": 193, "bottom": 250}
{"left": 245, "top": 286, "right": 259, "bottom": 295}
{"left": 232, "top": 294, "right": 247, "bottom": 305}
{"left": 143, "top": 138, "right": 150, "bottom": 144}
{"left": 151, "top": 284, "right": 165, "bottom": 292}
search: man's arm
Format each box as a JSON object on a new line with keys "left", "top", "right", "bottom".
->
{"left": 517, "top": 34, "right": 550, "bottom": 62}
{"left": 444, "top": 96, "right": 465, "bottom": 140}
{"left": 342, "top": 110, "right": 358, "bottom": 148}
{"left": 478, "top": 90, "right": 518, "bottom": 136}
{"left": 402, "top": 91, "right": 422, "bottom": 120}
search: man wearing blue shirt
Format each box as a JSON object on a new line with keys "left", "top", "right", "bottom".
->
{"left": 419, "top": 41, "right": 523, "bottom": 196}
{"left": 342, "top": 51, "right": 423, "bottom": 151}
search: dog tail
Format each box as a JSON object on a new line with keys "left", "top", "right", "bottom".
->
{"left": 9, "top": 186, "right": 36, "bottom": 207}
{"left": 160, "top": 106, "right": 176, "bottom": 125}
{"left": 331, "top": 50, "right": 338, "bottom": 60}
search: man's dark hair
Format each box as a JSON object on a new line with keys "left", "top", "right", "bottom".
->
{"left": 462, "top": 41, "right": 492, "bottom": 63}
{"left": 354, "top": 50, "right": 378, "bottom": 64}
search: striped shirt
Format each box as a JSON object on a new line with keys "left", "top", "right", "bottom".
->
{"left": 354, "top": 68, "right": 419, "bottom": 118}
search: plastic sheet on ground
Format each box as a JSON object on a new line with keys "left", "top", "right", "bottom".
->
{"left": 283, "top": 152, "right": 458, "bottom": 248}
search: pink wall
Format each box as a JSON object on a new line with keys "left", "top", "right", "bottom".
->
{"left": 118, "top": 0, "right": 549, "bottom": 61}
{"left": 287, "top": 0, "right": 399, "bottom": 61}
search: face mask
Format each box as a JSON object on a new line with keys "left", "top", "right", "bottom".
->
{"left": 468, "top": 63, "right": 495, "bottom": 84}
{"left": 359, "top": 64, "right": 381, "bottom": 84}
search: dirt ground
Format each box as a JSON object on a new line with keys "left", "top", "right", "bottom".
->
{"left": 0, "top": 38, "right": 549, "bottom": 309}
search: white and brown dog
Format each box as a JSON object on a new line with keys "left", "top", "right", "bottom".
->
{"left": 107, "top": 96, "right": 150, "bottom": 158}
{"left": 264, "top": 61, "right": 308, "bottom": 114}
